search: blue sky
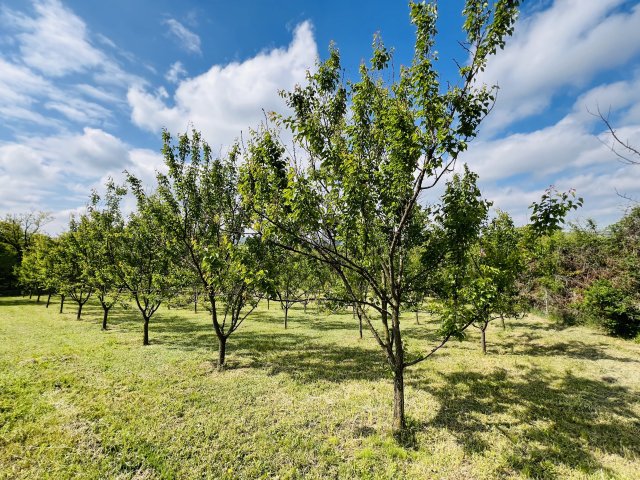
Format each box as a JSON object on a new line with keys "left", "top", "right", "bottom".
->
{"left": 1, "top": 0, "right": 639, "bottom": 232}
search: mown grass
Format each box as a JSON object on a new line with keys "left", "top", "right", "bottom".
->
{"left": 1, "top": 296, "right": 639, "bottom": 479}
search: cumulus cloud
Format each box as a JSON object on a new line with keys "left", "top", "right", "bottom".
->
{"left": 479, "top": 0, "right": 640, "bottom": 134}
{"left": 463, "top": 73, "right": 640, "bottom": 226}
{"left": 0, "top": 128, "right": 165, "bottom": 226}
{"left": 164, "top": 18, "right": 201, "bottom": 55}
{"left": 128, "top": 21, "right": 318, "bottom": 147}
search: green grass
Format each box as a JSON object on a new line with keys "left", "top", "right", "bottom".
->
{"left": 1, "top": 296, "right": 639, "bottom": 479}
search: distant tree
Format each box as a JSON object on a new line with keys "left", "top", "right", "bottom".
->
{"left": 242, "top": 0, "right": 521, "bottom": 432}
{"left": 117, "top": 185, "right": 181, "bottom": 346}
{"left": 272, "top": 250, "right": 317, "bottom": 328}
{"left": 468, "top": 211, "right": 524, "bottom": 353}
{"left": 0, "top": 211, "right": 52, "bottom": 262}
{"left": 75, "top": 181, "right": 127, "bottom": 330}
{"left": 16, "top": 234, "right": 52, "bottom": 301}
{"left": 59, "top": 226, "right": 93, "bottom": 320}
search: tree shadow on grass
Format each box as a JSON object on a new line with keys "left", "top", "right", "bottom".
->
{"left": 498, "top": 338, "right": 640, "bottom": 363}
{"left": 410, "top": 367, "right": 640, "bottom": 478}
{"left": 0, "top": 296, "right": 38, "bottom": 307}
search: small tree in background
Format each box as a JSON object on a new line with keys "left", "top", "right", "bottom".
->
{"left": 75, "top": 181, "right": 127, "bottom": 330}
{"left": 468, "top": 211, "right": 524, "bottom": 353}
{"left": 117, "top": 184, "right": 181, "bottom": 346}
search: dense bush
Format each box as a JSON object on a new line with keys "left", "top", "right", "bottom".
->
{"left": 581, "top": 280, "right": 639, "bottom": 338}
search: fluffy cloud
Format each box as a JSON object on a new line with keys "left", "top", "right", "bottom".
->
{"left": 479, "top": 0, "right": 640, "bottom": 134}
{"left": 0, "top": 128, "right": 164, "bottom": 230}
{"left": 128, "top": 21, "right": 318, "bottom": 147}
{"left": 463, "top": 74, "right": 640, "bottom": 226}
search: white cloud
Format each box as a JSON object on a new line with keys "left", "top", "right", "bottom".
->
{"left": 479, "top": 0, "right": 640, "bottom": 134}
{"left": 0, "top": 129, "right": 165, "bottom": 218}
{"left": 463, "top": 73, "right": 640, "bottom": 226}
{"left": 2, "top": 0, "right": 104, "bottom": 77}
{"left": 164, "top": 18, "right": 201, "bottom": 55}
{"left": 128, "top": 21, "right": 318, "bottom": 147}
{"left": 165, "top": 61, "right": 187, "bottom": 84}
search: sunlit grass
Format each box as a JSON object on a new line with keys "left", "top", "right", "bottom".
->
{"left": 1, "top": 296, "right": 639, "bottom": 479}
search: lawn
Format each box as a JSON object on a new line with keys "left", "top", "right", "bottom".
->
{"left": 1, "top": 296, "right": 639, "bottom": 479}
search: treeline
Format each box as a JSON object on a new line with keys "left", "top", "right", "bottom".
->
{"left": 1, "top": 1, "right": 637, "bottom": 432}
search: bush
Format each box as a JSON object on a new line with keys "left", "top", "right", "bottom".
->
{"left": 581, "top": 280, "right": 639, "bottom": 338}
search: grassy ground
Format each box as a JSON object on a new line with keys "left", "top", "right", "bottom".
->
{"left": 1, "top": 296, "right": 639, "bottom": 479}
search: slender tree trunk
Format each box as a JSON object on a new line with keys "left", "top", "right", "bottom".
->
{"left": 218, "top": 336, "right": 226, "bottom": 371}
{"left": 267, "top": 298, "right": 270, "bottom": 310}
{"left": 415, "top": 310, "right": 420, "bottom": 325}
{"left": 393, "top": 364, "right": 406, "bottom": 432}
{"left": 143, "top": 316, "right": 149, "bottom": 346}
{"left": 102, "top": 306, "right": 110, "bottom": 330}
{"left": 481, "top": 326, "right": 487, "bottom": 354}
{"left": 391, "top": 306, "right": 406, "bottom": 432}
{"left": 76, "top": 302, "right": 83, "bottom": 320}
{"left": 501, "top": 315, "right": 506, "bottom": 330}
{"left": 29, "top": 291, "right": 32, "bottom": 299}
{"left": 304, "top": 300, "right": 307, "bottom": 314}
{"left": 194, "top": 290, "right": 198, "bottom": 314}
{"left": 358, "top": 312, "right": 363, "bottom": 339}
{"left": 284, "top": 304, "right": 289, "bottom": 329}
{"left": 544, "top": 287, "right": 549, "bottom": 316}
{"left": 46, "top": 293, "right": 52, "bottom": 308}
{"left": 59, "top": 294, "right": 65, "bottom": 313}
{"left": 36, "top": 292, "right": 41, "bottom": 303}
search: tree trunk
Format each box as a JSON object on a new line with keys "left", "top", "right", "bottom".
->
{"left": 36, "top": 292, "right": 41, "bottom": 303}
{"left": 217, "top": 336, "right": 226, "bottom": 371}
{"left": 194, "top": 290, "right": 198, "bottom": 313}
{"left": 267, "top": 298, "right": 270, "bottom": 310}
{"left": 544, "top": 287, "right": 549, "bottom": 316}
{"left": 304, "top": 300, "right": 307, "bottom": 314}
{"left": 392, "top": 365, "right": 406, "bottom": 432}
{"left": 143, "top": 316, "right": 150, "bottom": 346}
{"left": 29, "top": 291, "right": 32, "bottom": 299}
{"left": 59, "top": 294, "right": 65, "bottom": 313}
{"left": 358, "top": 312, "right": 363, "bottom": 339}
{"left": 481, "top": 326, "right": 487, "bottom": 354}
{"left": 76, "top": 302, "right": 83, "bottom": 320}
{"left": 284, "top": 304, "right": 289, "bottom": 329}
{"left": 415, "top": 310, "right": 420, "bottom": 325}
{"left": 501, "top": 315, "right": 506, "bottom": 330}
{"left": 46, "top": 293, "right": 52, "bottom": 308}
{"left": 102, "top": 306, "right": 110, "bottom": 330}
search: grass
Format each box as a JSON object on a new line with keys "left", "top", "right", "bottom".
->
{"left": 1, "top": 296, "right": 639, "bottom": 479}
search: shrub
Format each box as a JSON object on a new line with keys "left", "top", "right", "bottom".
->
{"left": 581, "top": 280, "right": 639, "bottom": 338}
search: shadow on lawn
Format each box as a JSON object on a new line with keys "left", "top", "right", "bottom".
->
{"left": 0, "top": 296, "right": 43, "bottom": 307}
{"left": 498, "top": 337, "right": 640, "bottom": 363}
{"left": 409, "top": 367, "right": 640, "bottom": 478}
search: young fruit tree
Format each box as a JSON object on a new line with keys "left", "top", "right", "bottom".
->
{"left": 74, "top": 181, "right": 127, "bottom": 330}
{"left": 468, "top": 211, "right": 524, "bottom": 353}
{"left": 153, "top": 131, "right": 270, "bottom": 369}
{"left": 241, "top": 0, "right": 521, "bottom": 431}
{"left": 116, "top": 181, "right": 181, "bottom": 346}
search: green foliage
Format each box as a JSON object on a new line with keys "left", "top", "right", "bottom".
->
{"left": 581, "top": 280, "right": 639, "bottom": 338}
{"left": 156, "top": 129, "right": 269, "bottom": 362}
{"left": 529, "top": 186, "right": 583, "bottom": 236}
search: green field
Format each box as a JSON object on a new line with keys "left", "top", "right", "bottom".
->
{"left": 1, "top": 296, "right": 639, "bottom": 479}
